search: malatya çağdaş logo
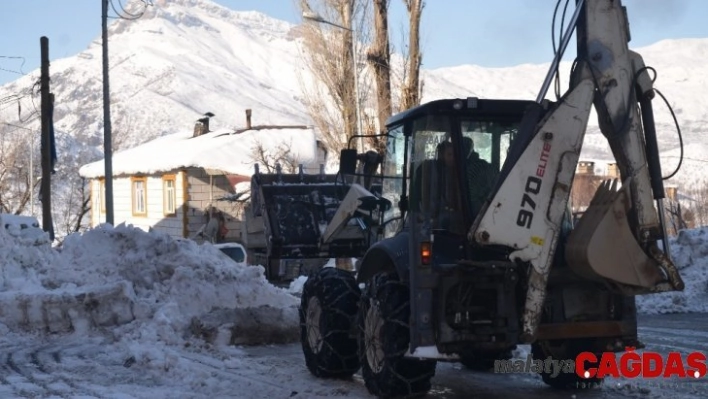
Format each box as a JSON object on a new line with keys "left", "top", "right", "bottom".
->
{"left": 495, "top": 347, "right": 707, "bottom": 379}
{"left": 576, "top": 347, "right": 706, "bottom": 379}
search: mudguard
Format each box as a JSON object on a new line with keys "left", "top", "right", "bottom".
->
{"left": 356, "top": 231, "right": 410, "bottom": 284}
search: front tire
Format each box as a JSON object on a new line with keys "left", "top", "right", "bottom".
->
{"left": 357, "top": 272, "right": 436, "bottom": 398}
{"left": 299, "top": 267, "right": 361, "bottom": 378}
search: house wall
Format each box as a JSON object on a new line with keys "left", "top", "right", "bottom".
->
{"left": 88, "top": 178, "right": 102, "bottom": 227}
{"left": 88, "top": 170, "right": 187, "bottom": 239}
{"left": 570, "top": 174, "right": 604, "bottom": 213}
{"left": 183, "top": 167, "right": 244, "bottom": 243}
{"left": 87, "top": 167, "right": 247, "bottom": 243}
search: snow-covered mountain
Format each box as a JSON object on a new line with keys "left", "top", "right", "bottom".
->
{"left": 1, "top": 0, "right": 707, "bottom": 189}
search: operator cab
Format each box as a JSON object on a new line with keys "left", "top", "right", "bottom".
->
{"left": 381, "top": 98, "right": 534, "bottom": 242}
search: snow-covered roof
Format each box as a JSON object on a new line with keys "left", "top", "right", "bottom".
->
{"left": 79, "top": 126, "right": 319, "bottom": 178}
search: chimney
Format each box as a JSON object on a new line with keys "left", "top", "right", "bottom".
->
{"left": 193, "top": 117, "right": 210, "bottom": 137}
{"left": 607, "top": 162, "right": 620, "bottom": 178}
{"left": 246, "top": 109, "right": 252, "bottom": 129}
{"left": 577, "top": 161, "right": 595, "bottom": 175}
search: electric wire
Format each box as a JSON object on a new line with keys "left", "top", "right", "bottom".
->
{"left": 551, "top": 0, "right": 572, "bottom": 101}
{"left": 654, "top": 87, "right": 683, "bottom": 180}
{"left": 0, "top": 55, "right": 27, "bottom": 76}
{"left": 109, "top": 0, "right": 151, "bottom": 21}
{"left": 551, "top": 0, "right": 684, "bottom": 182}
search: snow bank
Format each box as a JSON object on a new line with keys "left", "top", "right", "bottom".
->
{"left": 1, "top": 211, "right": 706, "bottom": 353}
{"left": 285, "top": 257, "right": 359, "bottom": 296}
{"left": 0, "top": 222, "right": 299, "bottom": 347}
{"left": 636, "top": 227, "right": 708, "bottom": 314}
{"left": 287, "top": 275, "right": 308, "bottom": 295}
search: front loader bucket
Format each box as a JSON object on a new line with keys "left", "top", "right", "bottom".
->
{"left": 249, "top": 171, "right": 382, "bottom": 260}
{"left": 566, "top": 178, "right": 665, "bottom": 288}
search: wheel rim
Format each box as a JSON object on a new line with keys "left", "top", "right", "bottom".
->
{"left": 364, "top": 300, "right": 385, "bottom": 373}
{"left": 306, "top": 297, "right": 323, "bottom": 353}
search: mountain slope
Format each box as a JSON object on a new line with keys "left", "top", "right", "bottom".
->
{"left": 1, "top": 0, "right": 312, "bottom": 152}
{"left": 0, "top": 0, "right": 706, "bottom": 188}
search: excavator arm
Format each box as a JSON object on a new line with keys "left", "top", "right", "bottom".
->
{"left": 467, "top": 0, "right": 684, "bottom": 341}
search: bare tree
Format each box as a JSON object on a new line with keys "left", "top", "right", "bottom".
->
{"left": 664, "top": 200, "right": 687, "bottom": 236}
{"left": 53, "top": 176, "right": 91, "bottom": 243}
{"left": 295, "top": 0, "right": 425, "bottom": 155}
{"left": 685, "top": 179, "right": 708, "bottom": 227}
{"left": 296, "top": 0, "right": 371, "bottom": 154}
{"left": 366, "top": 0, "right": 392, "bottom": 152}
{"left": 399, "top": 0, "right": 424, "bottom": 111}
{"left": 0, "top": 129, "right": 35, "bottom": 215}
{"left": 218, "top": 140, "right": 303, "bottom": 209}
{"left": 251, "top": 140, "right": 301, "bottom": 174}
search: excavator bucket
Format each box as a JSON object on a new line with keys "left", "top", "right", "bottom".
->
{"left": 565, "top": 178, "right": 665, "bottom": 288}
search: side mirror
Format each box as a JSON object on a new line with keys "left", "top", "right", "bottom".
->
{"left": 339, "top": 149, "right": 358, "bottom": 175}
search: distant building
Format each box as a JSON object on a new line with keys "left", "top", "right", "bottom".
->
{"left": 571, "top": 160, "right": 605, "bottom": 214}
{"left": 577, "top": 161, "right": 595, "bottom": 175}
{"left": 607, "top": 162, "right": 620, "bottom": 178}
{"left": 79, "top": 110, "right": 327, "bottom": 242}
{"left": 571, "top": 160, "right": 689, "bottom": 234}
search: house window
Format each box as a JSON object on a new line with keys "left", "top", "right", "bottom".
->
{"left": 131, "top": 176, "right": 147, "bottom": 216}
{"left": 163, "top": 174, "right": 176, "bottom": 216}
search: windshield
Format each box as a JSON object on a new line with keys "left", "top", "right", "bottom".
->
{"left": 408, "top": 115, "right": 461, "bottom": 235}
{"left": 219, "top": 247, "right": 246, "bottom": 263}
{"left": 407, "top": 115, "right": 521, "bottom": 237}
{"left": 460, "top": 120, "right": 517, "bottom": 171}
{"left": 381, "top": 124, "right": 408, "bottom": 238}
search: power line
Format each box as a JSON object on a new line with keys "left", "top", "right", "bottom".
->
{"left": 101, "top": 0, "right": 153, "bottom": 225}
{"left": 0, "top": 55, "right": 27, "bottom": 76}
{"left": 109, "top": 0, "right": 152, "bottom": 20}
{"left": 0, "top": 67, "right": 24, "bottom": 75}
{"left": 662, "top": 155, "right": 708, "bottom": 164}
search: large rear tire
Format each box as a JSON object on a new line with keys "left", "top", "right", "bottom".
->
{"left": 357, "top": 272, "right": 436, "bottom": 398}
{"left": 299, "top": 267, "right": 361, "bottom": 378}
{"left": 532, "top": 339, "right": 604, "bottom": 390}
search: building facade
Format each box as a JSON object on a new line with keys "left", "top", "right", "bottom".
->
{"left": 82, "top": 117, "right": 326, "bottom": 243}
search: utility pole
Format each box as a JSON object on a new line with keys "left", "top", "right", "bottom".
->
{"left": 102, "top": 0, "right": 115, "bottom": 225}
{"left": 40, "top": 36, "right": 54, "bottom": 241}
{"left": 30, "top": 136, "right": 34, "bottom": 217}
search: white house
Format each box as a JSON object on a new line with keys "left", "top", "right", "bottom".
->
{"left": 79, "top": 117, "right": 327, "bottom": 242}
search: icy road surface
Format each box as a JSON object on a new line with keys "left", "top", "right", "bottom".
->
{"left": 0, "top": 313, "right": 704, "bottom": 399}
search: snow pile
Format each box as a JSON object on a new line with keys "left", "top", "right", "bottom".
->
{"left": 288, "top": 275, "right": 308, "bottom": 295}
{"left": 0, "top": 222, "right": 299, "bottom": 346}
{"left": 636, "top": 227, "right": 708, "bottom": 314}
{"left": 286, "top": 257, "right": 359, "bottom": 296}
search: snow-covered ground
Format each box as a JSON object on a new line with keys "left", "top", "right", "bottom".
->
{"left": 0, "top": 215, "right": 301, "bottom": 357}
{"left": 637, "top": 227, "right": 708, "bottom": 314}
{"left": 1, "top": 215, "right": 707, "bottom": 398}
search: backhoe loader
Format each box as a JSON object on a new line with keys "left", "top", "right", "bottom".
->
{"left": 293, "top": 0, "right": 687, "bottom": 397}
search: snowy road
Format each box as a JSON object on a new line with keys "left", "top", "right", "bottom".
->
{"left": 0, "top": 313, "right": 705, "bottom": 399}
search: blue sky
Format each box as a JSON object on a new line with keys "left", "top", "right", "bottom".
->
{"left": 0, "top": 0, "right": 706, "bottom": 86}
